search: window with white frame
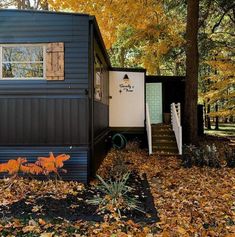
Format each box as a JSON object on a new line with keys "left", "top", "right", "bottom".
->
{"left": 0, "top": 45, "right": 45, "bottom": 80}
{"left": 94, "top": 56, "right": 103, "bottom": 101}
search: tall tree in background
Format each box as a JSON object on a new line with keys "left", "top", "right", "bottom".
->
{"left": 199, "top": 0, "right": 235, "bottom": 126}
{"left": 0, "top": 0, "right": 49, "bottom": 10}
{"left": 1, "top": 0, "right": 233, "bottom": 128}
{"left": 184, "top": 0, "right": 200, "bottom": 143}
{"left": 47, "top": 0, "right": 185, "bottom": 75}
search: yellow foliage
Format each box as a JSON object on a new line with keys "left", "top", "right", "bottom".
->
{"left": 202, "top": 48, "right": 235, "bottom": 118}
{"left": 47, "top": 0, "right": 184, "bottom": 73}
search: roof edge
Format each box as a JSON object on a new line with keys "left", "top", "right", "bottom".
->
{"left": 146, "top": 75, "right": 186, "bottom": 82}
{"left": 110, "top": 67, "right": 146, "bottom": 73}
{"left": 0, "top": 9, "right": 89, "bottom": 17}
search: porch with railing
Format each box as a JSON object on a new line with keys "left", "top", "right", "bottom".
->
{"left": 146, "top": 102, "right": 182, "bottom": 155}
{"left": 171, "top": 103, "right": 182, "bottom": 155}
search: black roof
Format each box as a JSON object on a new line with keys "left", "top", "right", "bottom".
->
{"left": 110, "top": 67, "right": 146, "bottom": 72}
{"left": 146, "top": 75, "right": 185, "bottom": 83}
{"left": 0, "top": 8, "right": 89, "bottom": 16}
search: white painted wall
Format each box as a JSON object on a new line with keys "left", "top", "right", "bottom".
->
{"left": 109, "top": 71, "right": 145, "bottom": 127}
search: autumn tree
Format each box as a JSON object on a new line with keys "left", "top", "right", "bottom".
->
{"left": 184, "top": 0, "right": 200, "bottom": 143}
{"left": 0, "top": 0, "right": 49, "bottom": 10}
{"left": 202, "top": 49, "right": 235, "bottom": 123}
{"left": 48, "top": 0, "right": 185, "bottom": 75}
{"left": 1, "top": 0, "right": 233, "bottom": 134}
{"left": 199, "top": 0, "right": 235, "bottom": 126}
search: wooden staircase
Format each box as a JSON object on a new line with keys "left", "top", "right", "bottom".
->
{"left": 151, "top": 124, "right": 179, "bottom": 155}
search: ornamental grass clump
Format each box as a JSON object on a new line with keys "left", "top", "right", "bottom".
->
{"left": 87, "top": 172, "right": 144, "bottom": 219}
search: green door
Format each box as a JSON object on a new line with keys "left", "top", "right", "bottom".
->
{"left": 146, "top": 83, "right": 163, "bottom": 124}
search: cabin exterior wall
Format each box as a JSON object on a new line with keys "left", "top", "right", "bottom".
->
{"left": 0, "top": 10, "right": 92, "bottom": 182}
{"left": 90, "top": 30, "right": 110, "bottom": 177}
{"left": 0, "top": 10, "right": 90, "bottom": 146}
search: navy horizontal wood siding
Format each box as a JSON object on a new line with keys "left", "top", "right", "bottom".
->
{"left": 0, "top": 10, "right": 111, "bottom": 182}
{"left": 93, "top": 38, "right": 109, "bottom": 138}
{"left": 91, "top": 35, "right": 110, "bottom": 176}
{"left": 0, "top": 97, "right": 88, "bottom": 145}
{"left": 0, "top": 10, "right": 90, "bottom": 94}
{"left": 0, "top": 10, "right": 90, "bottom": 145}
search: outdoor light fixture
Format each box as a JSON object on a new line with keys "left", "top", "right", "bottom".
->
{"left": 123, "top": 74, "right": 129, "bottom": 83}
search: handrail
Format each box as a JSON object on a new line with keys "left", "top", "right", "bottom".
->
{"left": 171, "top": 103, "right": 182, "bottom": 155}
{"left": 146, "top": 103, "right": 152, "bottom": 155}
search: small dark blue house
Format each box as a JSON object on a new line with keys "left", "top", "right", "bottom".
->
{"left": 0, "top": 9, "right": 112, "bottom": 182}
{"left": 0, "top": 9, "right": 186, "bottom": 183}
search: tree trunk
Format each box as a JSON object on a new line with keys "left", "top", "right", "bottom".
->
{"left": 16, "top": 0, "right": 22, "bottom": 9}
{"left": 119, "top": 48, "right": 125, "bottom": 68}
{"left": 215, "top": 103, "right": 219, "bottom": 130}
{"left": 206, "top": 102, "right": 211, "bottom": 129}
{"left": 156, "top": 61, "right": 161, "bottom": 75}
{"left": 26, "top": 0, "right": 31, "bottom": 9}
{"left": 184, "top": 0, "right": 199, "bottom": 144}
{"left": 22, "top": 0, "right": 26, "bottom": 9}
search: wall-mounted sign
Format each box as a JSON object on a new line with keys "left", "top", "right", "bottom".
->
{"left": 119, "top": 74, "right": 135, "bottom": 93}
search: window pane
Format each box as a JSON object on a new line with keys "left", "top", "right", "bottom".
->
{"left": 2, "top": 63, "right": 43, "bottom": 78}
{"left": 2, "top": 46, "right": 43, "bottom": 62}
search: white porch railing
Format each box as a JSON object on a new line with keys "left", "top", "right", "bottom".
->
{"left": 146, "top": 103, "right": 152, "bottom": 155}
{"left": 171, "top": 103, "right": 182, "bottom": 155}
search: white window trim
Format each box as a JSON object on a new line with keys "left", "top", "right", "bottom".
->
{"left": 94, "top": 56, "right": 103, "bottom": 101}
{"left": 0, "top": 44, "right": 46, "bottom": 80}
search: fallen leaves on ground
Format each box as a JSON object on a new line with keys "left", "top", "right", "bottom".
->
{"left": 99, "top": 147, "right": 235, "bottom": 236}
{"left": 0, "top": 145, "right": 235, "bottom": 236}
{"left": 0, "top": 178, "right": 83, "bottom": 206}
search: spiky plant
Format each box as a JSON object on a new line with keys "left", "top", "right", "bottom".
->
{"left": 87, "top": 173, "right": 144, "bottom": 218}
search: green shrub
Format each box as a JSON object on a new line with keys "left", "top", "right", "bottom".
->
{"left": 182, "top": 144, "right": 201, "bottom": 167}
{"left": 182, "top": 144, "right": 221, "bottom": 168}
{"left": 224, "top": 146, "right": 235, "bottom": 167}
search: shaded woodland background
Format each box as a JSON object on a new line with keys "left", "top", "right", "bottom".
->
{"left": 0, "top": 0, "right": 234, "bottom": 129}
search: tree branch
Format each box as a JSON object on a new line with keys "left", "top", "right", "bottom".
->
{"left": 212, "top": 4, "right": 235, "bottom": 32}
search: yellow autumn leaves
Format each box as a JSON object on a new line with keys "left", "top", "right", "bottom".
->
{"left": 47, "top": 0, "right": 185, "bottom": 74}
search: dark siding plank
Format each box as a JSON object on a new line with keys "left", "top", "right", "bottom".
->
{"left": 30, "top": 99, "right": 40, "bottom": 144}
{"left": 63, "top": 99, "right": 71, "bottom": 144}
{"left": 0, "top": 98, "right": 89, "bottom": 146}
{"left": 71, "top": 99, "right": 79, "bottom": 144}
{"left": 24, "top": 99, "right": 31, "bottom": 144}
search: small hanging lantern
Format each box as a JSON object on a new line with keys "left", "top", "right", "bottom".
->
{"left": 123, "top": 74, "right": 129, "bottom": 84}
